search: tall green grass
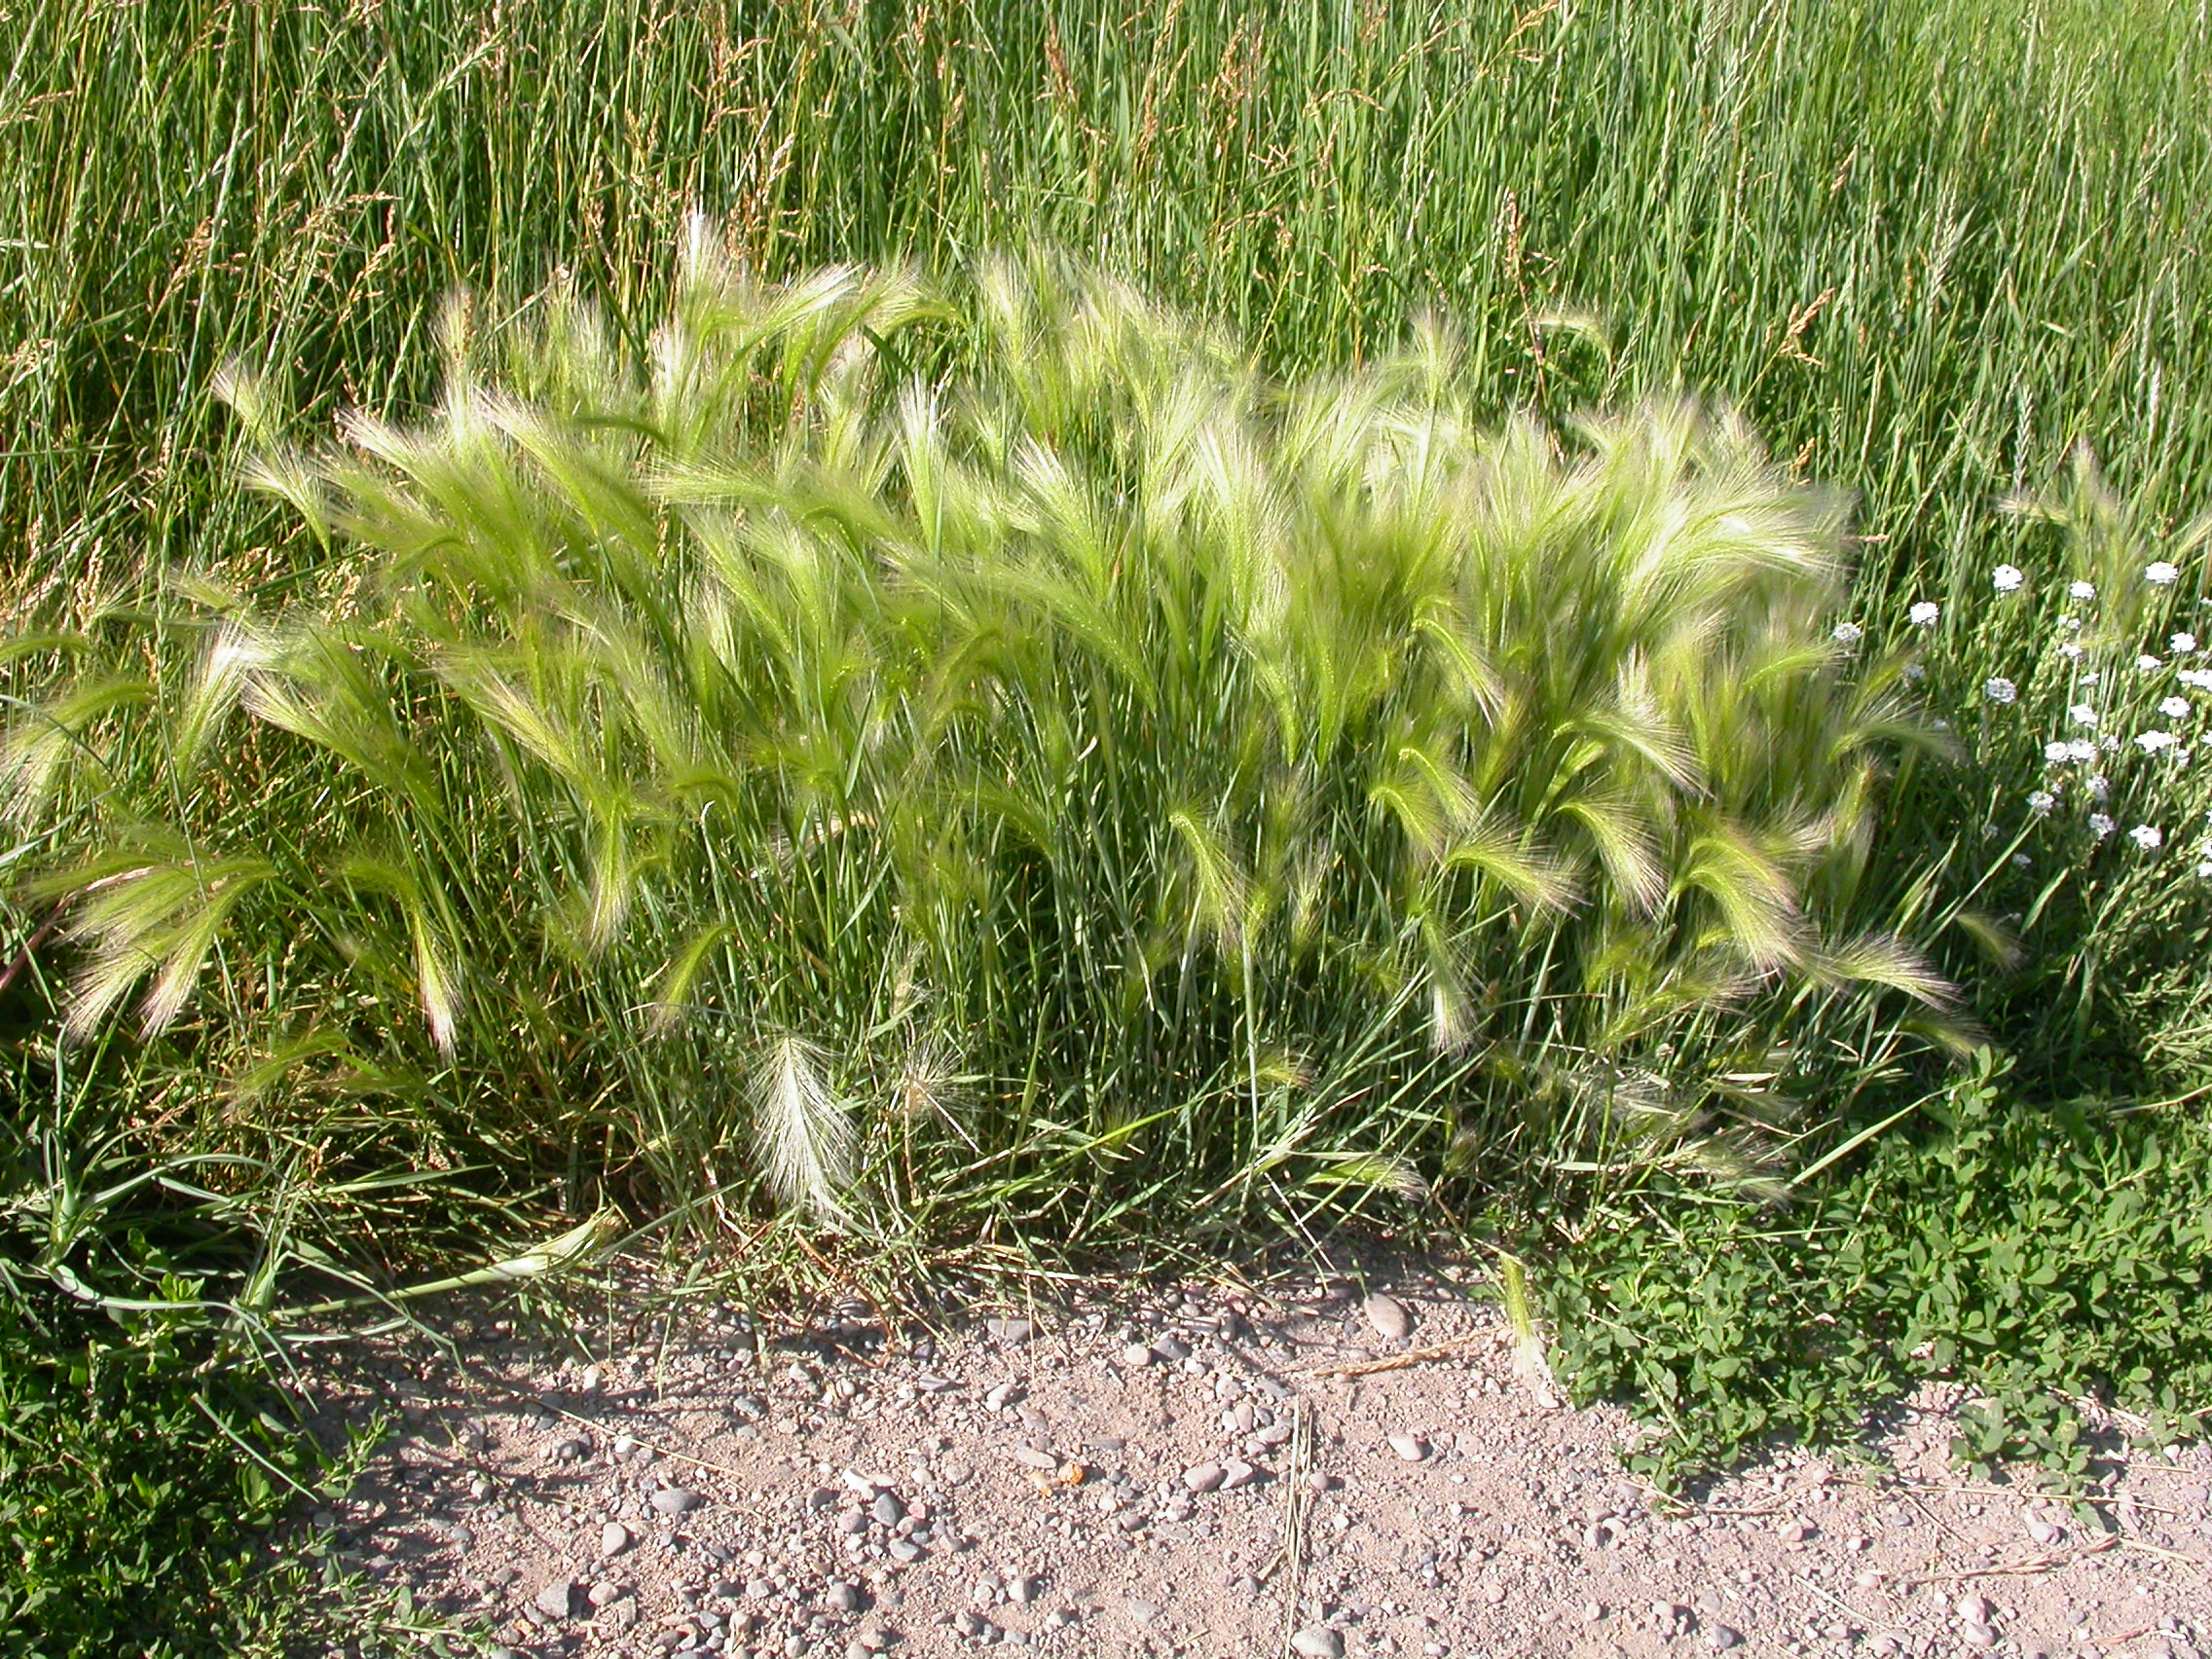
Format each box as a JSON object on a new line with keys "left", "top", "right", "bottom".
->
{"left": 2, "top": 0, "right": 2208, "bottom": 1272}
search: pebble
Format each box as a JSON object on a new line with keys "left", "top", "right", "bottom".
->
{"left": 1124, "top": 1598, "right": 1162, "bottom": 1627}
{"left": 1008, "top": 1445, "right": 1059, "bottom": 1471}
{"left": 1365, "top": 1293, "right": 1413, "bottom": 1342}
{"left": 1707, "top": 1625, "right": 1744, "bottom": 1650}
{"left": 1220, "top": 1458, "right": 1260, "bottom": 1490}
{"left": 1184, "top": 1462, "right": 1228, "bottom": 1493}
{"left": 649, "top": 1488, "right": 703, "bottom": 1516}
{"left": 1119, "top": 1344, "right": 1156, "bottom": 1368}
{"left": 827, "top": 1579, "right": 865, "bottom": 1612}
{"left": 1956, "top": 1595, "right": 1993, "bottom": 1625}
{"left": 1963, "top": 1624, "right": 1999, "bottom": 1650}
{"left": 983, "top": 1316, "right": 1033, "bottom": 1345}
{"left": 1388, "top": 1434, "right": 1431, "bottom": 1462}
{"left": 871, "top": 1491, "right": 905, "bottom": 1528}
{"left": 1292, "top": 1628, "right": 1347, "bottom": 1658}
{"left": 600, "top": 1521, "right": 632, "bottom": 1557}
{"left": 534, "top": 1578, "right": 579, "bottom": 1619}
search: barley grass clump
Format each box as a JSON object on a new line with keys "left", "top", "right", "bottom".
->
{"left": 3, "top": 236, "right": 1965, "bottom": 1249}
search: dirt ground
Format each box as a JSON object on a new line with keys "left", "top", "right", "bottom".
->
{"left": 283, "top": 1260, "right": 2212, "bottom": 1659}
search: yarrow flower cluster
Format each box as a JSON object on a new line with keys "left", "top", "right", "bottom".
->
{"left": 2068, "top": 704, "right": 2099, "bottom": 727}
{"left": 1908, "top": 601, "right": 1940, "bottom": 627}
{"left": 2176, "top": 633, "right": 2200, "bottom": 654}
{"left": 1984, "top": 678, "right": 2018, "bottom": 705}
{"left": 2147, "top": 561, "right": 2180, "bottom": 586}
{"left": 2089, "top": 813, "right": 2116, "bottom": 839}
{"left": 2161, "top": 696, "right": 2193, "bottom": 719}
{"left": 2130, "top": 824, "right": 2164, "bottom": 851}
{"left": 1831, "top": 621, "right": 1862, "bottom": 646}
{"left": 1992, "top": 565, "right": 2025, "bottom": 593}
{"left": 2181, "top": 669, "right": 2212, "bottom": 690}
{"left": 2139, "top": 653, "right": 2164, "bottom": 672}
{"left": 2136, "top": 730, "right": 2177, "bottom": 754}
{"left": 2027, "top": 790, "right": 2056, "bottom": 816}
{"left": 2069, "top": 580, "right": 2097, "bottom": 601}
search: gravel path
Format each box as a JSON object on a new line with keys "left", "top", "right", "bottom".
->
{"left": 287, "top": 1266, "right": 2212, "bottom": 1659}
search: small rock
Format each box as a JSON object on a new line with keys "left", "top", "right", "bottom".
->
{"left": 1387, "top": 1434, "right": 1431, "bottom": 1462}
{"left": 888, "top": 1538, "right": 924, "bottom": 1564}
{"left": 827, "top": 1579, "right": 865, "bottom": 1613}
{"left": 1956, "top": 1595, "right": 1993, "bottom": 1626}
{"left": 984, "top": 1316, "right": 1033, "bottom": 1345}
{"left": 2027, "top": 1515, "right": 2063, "bottom": 1546}
{"left": 1124, "top": 1598, "right": 1162, "bottom": 1628}
{"left": 1364, "top": 1293, "right": 1412, "bottom": 1342}
{"left": 872, "top": 1491, "right": 905, "bottom": 1528}
{"left": 649, "top": 1487, "right": 703, "bottom": 1516}
{"left": 1780, "top": 1520, "right": 1814, "bottom": 1545}
{"left": 1707, "top": 1626, "right": 1744, "bottom": 1651}
{"left": 1119, "top": 1343, "right": 1155, "bottom": 1368}
{"left": 1184, "top": 1462, "right": 1228, "bottom": 1493}
{"left": 600, "top": 1521, "right": 633, "bottom": 1557}
{"left": 1963, "top": 1625, "right": 1998, "bottom": 1650}
{"left": 984, "top": 1382, "right": 1024, "bottom": 1412}
{"left": 1007, "top": 1445, "right": 1058, "bottom": 1471}
{"left": 534, "top": 1578, "right": 580, "bottom": 1620}
{"left": 1292, "top": 1629, "right": 1346, "bottom": 1659}
{"left": 1220, "top": 1458, "right": 1260, "bottom": 1489}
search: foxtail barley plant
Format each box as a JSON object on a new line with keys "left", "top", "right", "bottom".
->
{"left": 3, "top": 238, "right": 1984, "bottom": 1248}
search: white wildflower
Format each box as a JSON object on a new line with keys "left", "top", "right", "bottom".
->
{"left": 2083, "top": 671, "right": 2101, "bottom": 686}
{"left": 2181, "top": 669, "right": 2212, "bottom": 690}
{"left": 1902, "top": 662, "right": 1927, "bottom": 682}
{"left": 2136, "top": 730, "right": 2177, "bottom": 754}
{"left": 1908, "top": 601, "right": 1940, "bottom": 627}
{"left": 2011, "top": 852, "right": 2033, "bottom": 869}
{"left": 2085, "top": 774, "right": 2110, "bottom": 800}
{"left": 2160, "top": 696, "right": 2192, "bottom": 719}
{"left": 2069, "top": 580, "right": 2097, "bottom": 601}
{"left": 2044, "top": 740, "right": 2071, "bottom": 762}
{"left": 2129, "top": 824, "right": 2163, "bottom": 851}
{"left": 2067, "top": 740, "right": 2098, "bottom": 763}
{"left": 2198, "top": 860, "right": 2212, "bottom": 878}
{"left": 1983, "top": 678, "right": 2017, "bottom": 705}
{"left": 2059, "top": 643, "right": 2084, "bottom": 660}
{"left": 1992, "top": 565, "right": 2025, "bottom": 593}
{"left": 2027, "top": 790, "right": 2056, "bottom": 816}
{"left": 2088, "top": 813, "right": 2116, "bottom": 839}
{"left": 2147, "top": 561, "right": 2181, "bottom": 585}
{"left": 1831, "top": 621, "right": 1863, "bottom": 646}
{"left": 2058, "top": 614, "right": 2082, "bottom": 631}
{"left": 2068, "top": 704, "right": 2099, "bottom": 727}
{"left": 2174, "top": 632, "right": 2200, "bottom": 654}
{"left": 2139, "top": 653, "right": 2164, "bottom": 672}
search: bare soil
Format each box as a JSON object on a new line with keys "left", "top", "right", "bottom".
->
{"left": 284, "top": 1262, "right": 2212, "bottom": 1659}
